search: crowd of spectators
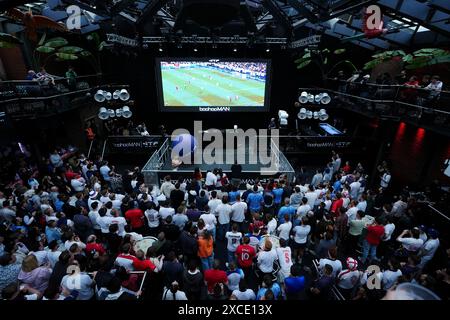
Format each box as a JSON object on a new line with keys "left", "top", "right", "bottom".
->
{"left": 0, "top": 141, "right": 449, "bottom": 301}
{"left": 333, "top": 70, "right": 445, "bottom": 108}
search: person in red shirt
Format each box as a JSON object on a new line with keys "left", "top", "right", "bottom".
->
{"left": 359, "top": 217, "right": 385, "bottom": 264}
{"left": 235, "top": 236, "right": 256, "bottom": 278}
{"left": 203, "top": 259, "right": 228, "bottom": 294}
{"left": 330, "top": 193, "right": 344, "bottom": 217}
{"left": 125, "top": 207, "right": 145, "bottom": 234}
{"left": 85, "top": 235, "right": 106, "bottom": 256}
{"left": 133, "top": 249, "right": 156, "bottom": 272}
{"left": 342, "top": 161, "right": 352, "bottom": 174}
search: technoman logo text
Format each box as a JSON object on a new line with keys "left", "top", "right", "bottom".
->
{"left": 198, "top": 107, "right": 231, "bottom": 112}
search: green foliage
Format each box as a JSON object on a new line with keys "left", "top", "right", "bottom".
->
{"left": 55, "top": 52, "right": 78, "bottom": 60}
{"left": 45, "top": 37, "right": 69, "bottom": 48}
{"left": 58, "top": 46, "right": 84, "bottom": 54}
{"left": 0, "top": 41, "right": 16, "bottom": 48}
{"left": 334, "top": 49, "right": 346, "bottom": 55}
{"left": 403, "top": 48, "right": 450, "bottom": 70}
{"left": 36, "top": 46, "right": 55, "bottom": 53}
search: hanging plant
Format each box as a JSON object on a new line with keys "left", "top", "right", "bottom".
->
{"left": 58, "top": 46, "right": 84, "bottom": 54}
{"left": 403, "top": 48, "right": 450, "bottom": 70}
{"left": 36, "top": 46, "right": 55, "bottom": 53}
{"left": 334, "top": 49, "right": 346, "bottom": 55}
{"left": 55, "top": 52, "right": 79, "bottom": 60}
{"left": 0, "top": 41, "right": 16, "bottom": 48}
{"left": 0, "top": 32, "right": 22, "bottom": 45}
{"left": 45, "top": 37, "right": 69, "bottom": 48}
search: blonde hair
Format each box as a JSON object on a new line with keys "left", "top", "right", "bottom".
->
{"left": 22, "top": 254, "right": 39, "bottom": 273}
{"left": 264, "top": 239, "right": 272, "bottom": 251}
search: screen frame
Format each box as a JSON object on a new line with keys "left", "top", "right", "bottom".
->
{"left": 155, "top": 57, "right": 272, "bottom": 112}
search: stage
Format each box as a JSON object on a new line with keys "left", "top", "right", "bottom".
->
{"left": 142, "top": 138, "right": 295, "bottom": 187}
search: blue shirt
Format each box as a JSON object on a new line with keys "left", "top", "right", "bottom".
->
{"left": 256, "top": 283, "right": 282, "bottom": 300}
{"left": 46, "top": 226, "right": 61, "bottom": 243}
{"left": 278, "top": 206, "right": 296, "bottom": 224}
{"left": 285, "top": 276, "right": 305, "bottom": 293}
{"left": 228, "top": 191, "right": 240, "bottom": 204}
{"left": 247, "top": 192, "right": 263, "bottom": 212}
{"left": 273, "top": 188, "right": 284, "bottom": 204}
{"left": 55, "top": 199, "right": 64, "bottom": 212}
{"left": 333, "top": 180, "right": 342, "bottom": 192}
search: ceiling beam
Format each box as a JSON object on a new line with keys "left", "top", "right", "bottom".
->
{"left": 287, "top": 0, "right": 319, "bottom": 23}
{"left": 136, "top": 0, "right": 170, "bottom": 25}
{"left": 379, "top": 2, "right": 450, "bottom": 38}
{"left": 240, "top": 1, "right": 258, "bottom": 33}
{"left": 263, "top": 0, "right": 293, "bottom": 37}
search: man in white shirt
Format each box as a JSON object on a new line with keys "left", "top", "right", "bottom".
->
{"left": 277, "top": 214, "right": 292, "bottom": 241}
{"left": 159, "top": 202, "right": 175, "bottom": 220}
{"left": 225, "top": 224, "right": 243, "bottom": 263}
{"left": 304, "top": 185, "right": 318, "bottom": 208}
{"left": 418, "top": 229, "right": 440, "bottom": 269}
{"left": 88, "top": 201, "right": 101, "bottom": 232}
{"left": 160, "top": 176, "right": 175, "bottom": 198}
{"left": 426, "top": 75, "right": 443, "bottom": 99}
{"left": 276, "top": 239, "right": 293, "bottom": 283}
{"left": 383, "top": 218, "right": 396, "bottom": 242}
{"left": 99, "top": 162, "right": 111, "bottom": 182}
{"left": 208, "top": 191, "right": 222, "bottom": 217}
{"left": 311, "top": 170, "right": 323, "bottom": 187}
{"left": 349, "top": 179, "right": 361, "bottom": 200}
{"left": 380, "top": 171, "right": 391, "bottom": 189}
{"left": 215, "top": 196, "right": 232, "bottom": 241}
{"left": 396, "top": 229, "right": 424, "bottom": 254}
{"left": 356, "top": 194, "right": 367, "bottom": 212}
{"left": 205, "top": 170, "right": 218, "bottom": 190}
{"left": 296, "top": 198, "right": 311, "bottom": 223}
{"left": 231, "top": 195, "right": 247, "bottom": 231}
{"left": 70, "top": 176, "right": 86, "bottom": 192}
{"left": 110, "top": 212, "right": 127, "bottom": 236}
{"left": 97, "top": 208, "right": 114, "bottom": 234}
{"left": 199, "top": 207, "right": 217, "bottom": 240}
{"left": 346, "top": 200, "right": 359, "bottom": 225}
{"left": 318, "top": 247, "right": 342, "bottom": 278}
{"left": 257, "top": 240, "right": 278, "bottom": 274}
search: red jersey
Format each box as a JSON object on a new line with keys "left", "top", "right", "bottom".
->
{"left": 85, "top": 242, "right": 106, "bottom": 255}
{"left": 133, "top": 258, "right": 156, "bottom": 272}
{"left": 366, "top": 225, "right": 385, "bottom": 246}
{"left": 236, "top": 244, "right": 256, "bottom": 268}
{"left": 125, "top": 208, "right": 144, "bottom": 229}
{"left": 331, "top": 198, "right": 344, "bottom": 215}
{"left": 204, "top": 269, "right": 228, "bottom": 293}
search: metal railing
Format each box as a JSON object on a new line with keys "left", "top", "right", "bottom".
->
{"left": 141, "top": 138, "right": 171, "bottom": 186}
{"left": 299, "top": 82, "right": 450, "bottom": 135}
{"left": 0, "top": 74, "right": 102, "bottom": 101}
{"left": 324, "top": 78, "right": 450, "bottom": 115}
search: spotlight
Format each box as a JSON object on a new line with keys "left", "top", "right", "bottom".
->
{"left": 159, "top": 47, "right": 163, "bottom": 52}
{"left": 194, "top": 48, "right": 198, "bottom": 52}
{"left": 299, "top": 92, "right": 308, "bottom": 104}
{"left": 98, "top": 107, "right": 109, "bottom": 120}
{"left": 233, "top": 48, "right": 237, "bottom": 52}
{"left": 278, "top": 110, "right": 289, "bottom": 126}
{"left": 266, "top": 48, "right": 270, "bottom": 52}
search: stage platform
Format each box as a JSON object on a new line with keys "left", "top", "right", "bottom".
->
{"left": 142, "top": 138, "right": 295, "bottom": 186}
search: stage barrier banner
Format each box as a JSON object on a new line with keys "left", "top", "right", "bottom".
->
{"left": 108, "top": 136, "right": 160, "bottom": 154}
